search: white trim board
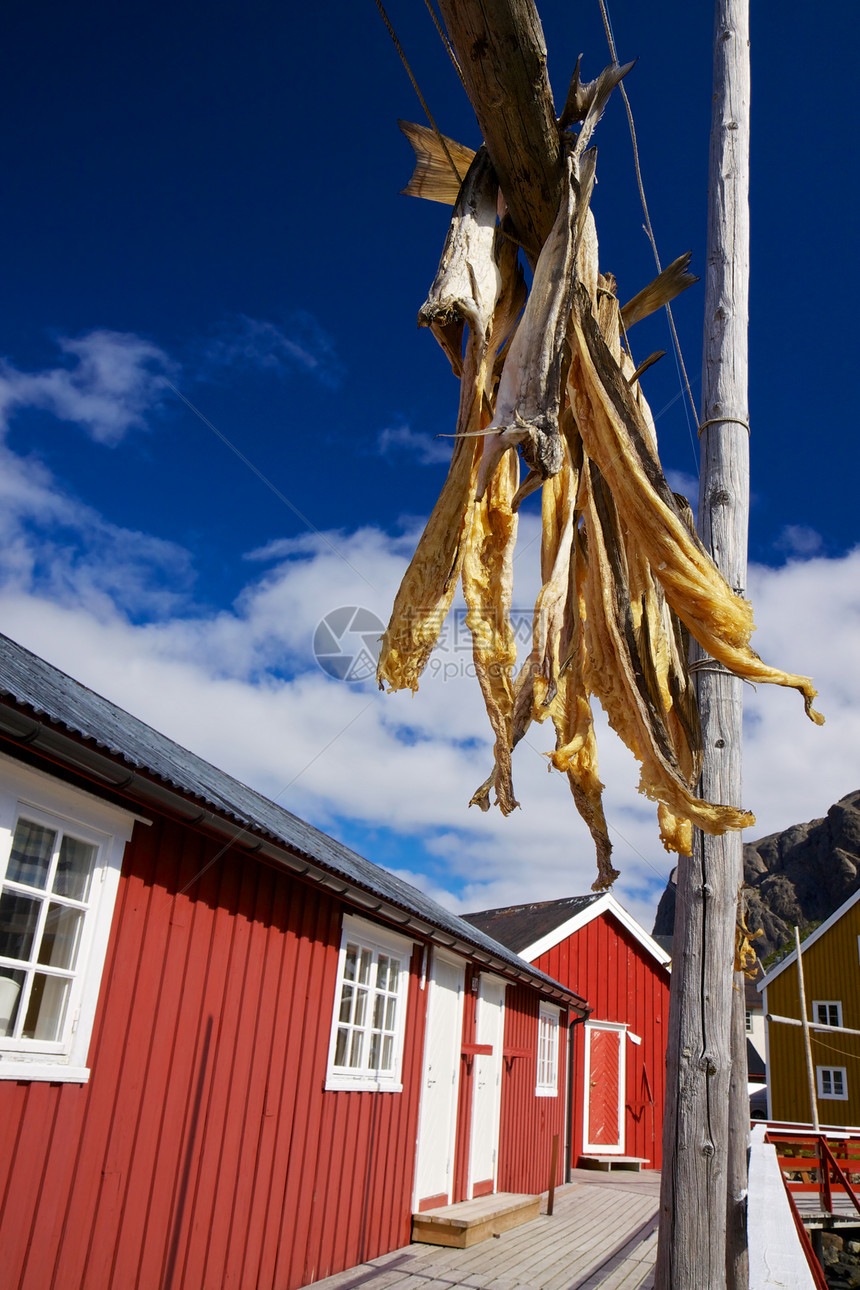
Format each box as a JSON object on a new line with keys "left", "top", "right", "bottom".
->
{"left": 518, "top": 893, "right": 671, "bottom": 968}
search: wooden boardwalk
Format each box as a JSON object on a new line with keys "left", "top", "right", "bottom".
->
{"left": 305, "top": 1171, "right": 660, "bottom": 1290}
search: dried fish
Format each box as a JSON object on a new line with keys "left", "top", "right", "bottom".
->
{"left": 377, "top": 157, "right": 525, "bottom": 694}
{"left": 398, "top": 121, "right": 476, "bottom": 206}
{"left": 476, "top": 148, "right": 582, "bottom": 503}
{"left": 579, "top": 458, "right": 754, "bottom": 837}
{"left": 379, "top": 80, "right": 821, "bottom": 883}
{"left": 462, "top": 444, "right": 520, "bottom": 814}
{"left": 568, "top": 282, "right": 824, "bottom": 724}
{"left": 549, "top": 525, "right": 616, "bottom": 887}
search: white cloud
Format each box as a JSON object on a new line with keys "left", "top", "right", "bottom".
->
{"left": 0, "top": 429, "right": 857, "bottom": 937}
{"left": 377, "top": 422, "right": 453, "bottom": 466}
{"left": 202, "top": 313, "right": 342, "bottom": 387}
{"left": 774, "top": 524, "right": 825, "bottom": 558}
{"left": 0, "top": 330, "right": 172, "bottom": 445}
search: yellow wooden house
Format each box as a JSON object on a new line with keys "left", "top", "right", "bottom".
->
{"left": 761, "top": 888, "right": 860, "bottom": 1126}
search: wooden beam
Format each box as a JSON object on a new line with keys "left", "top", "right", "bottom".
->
{"left": 434, "top": 0, "right": 563, "bottom": 262}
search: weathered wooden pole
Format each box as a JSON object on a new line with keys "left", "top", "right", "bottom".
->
{"left": 655, "top": 2, "right": 751, "bottom": 1288}
{"left": 434, "top": 0, "right": 563, "bottom": 265}
{"left": 795, "top": 926, "right": 821, "bottom": 1133}
{"left": 429, "top": 2, "right": 752, "bottom": 1281}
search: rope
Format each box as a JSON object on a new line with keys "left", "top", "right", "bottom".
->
{"left": 698, "top": 416, "right": 751, "bottom": 438}
{"left": 595, "top": 0, "right": 701, "bottom": 464}
{"left": 373, "top": 0, "right": 464, "bottom": 186}
{"left": 422, "top": 0, "right": 465, "bottom": 88}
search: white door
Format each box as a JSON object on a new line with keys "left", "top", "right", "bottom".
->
{"left": 413, "top": 949, "right": 465, "bottom": 1209}
{"left": 468, "top": 974, "right": 506, "bottom": 1197}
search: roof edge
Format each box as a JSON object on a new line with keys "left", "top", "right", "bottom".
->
{"left": 518, "top": 892, "right": 671, "bottom": 968}
{"left": 758, "top": 886, "right": 860, "bottom": 990}
{"left": 0, "top": 698, "right": 586, "bottom": 1011}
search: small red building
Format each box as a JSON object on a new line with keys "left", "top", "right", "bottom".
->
{"left": 0, "top": 634, "right": 586, "bottom": 1290}
{"left": 465, "top": 893, "right": 671, "bottom": 1171}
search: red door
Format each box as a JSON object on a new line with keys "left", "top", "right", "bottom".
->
{"left": 584, "top": 1023, "right": 624, "bottom": 1153}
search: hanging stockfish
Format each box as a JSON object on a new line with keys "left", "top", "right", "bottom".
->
{"left": 462, "top": 443, "right": 521, "bottom": 814}
{"left": 473, "top": 61, "right": 628, "bottom": 506}
{"left": 590, "top": 274, "right": 704, "bottom": 855}
{"left": 579, "top": 457, "right": 754, "bottom": 836}
{"left": 377, "top": 150, "right": 525, "bottom": 693}
{"left": 549, "top": 518, "right": 616, "bottom": 888}
{"left": 567, "top": 281, "right": 824, "bottom": 723}
{"left": 377, "top": 57, "right": 822, "bottom": 884}
{"left": 474, "top": 146, "right": 579, "bottom": 508}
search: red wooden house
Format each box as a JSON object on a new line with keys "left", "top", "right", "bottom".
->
{"left": 465, "top": 893, "right": 671, "bottom": 1171}
{"left": 0, "top": 633, "right": 586, "bottom": 1290}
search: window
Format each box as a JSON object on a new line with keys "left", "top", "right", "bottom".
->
{"left": 325, "top": 914, "right": 413, "bottom": 1092}
{"left": 813, "top": 1001, "right": 843, "bottom": 1028}
{"left": 536, "top": 1002, "right": 560, "bottom": 1096}
{"left": 0, "top": 753, "right": 134, "bottom": 1081}
{"left": 817, "top": 1066, "right": 848, "bottom": 1100}
{"left": 745, "top": 1010, "right": 753, "bottom": 1033}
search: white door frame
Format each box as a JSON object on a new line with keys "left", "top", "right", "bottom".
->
{"left": 413, "top": 948, "right": 465, "bottom": 1209}
{"left": 467, "top": 972, "right": 507, "bottom": 1198}
{"left": 582, "top": 1020, "right": 627, "bottom": 1155}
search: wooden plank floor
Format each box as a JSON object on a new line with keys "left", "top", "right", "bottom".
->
{"left": 304, "top": 1172, "right": 661, "bottom": 1290}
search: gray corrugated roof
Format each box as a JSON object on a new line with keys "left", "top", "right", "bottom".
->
{"left": 463, "top": 896, "right": 603, "bottom": 953}
{"left": 0, "top": 633, "right": 584, "bottom": 1005}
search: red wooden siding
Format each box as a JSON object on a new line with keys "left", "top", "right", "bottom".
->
{"left": 0, "top": 810, "right": 427, "bottom": 1290}
{"left": 533, "top": 913, "right": 668, "bottom": 1169}
{"left": 496, "top": 983, "right": 567, "bottom": 1193}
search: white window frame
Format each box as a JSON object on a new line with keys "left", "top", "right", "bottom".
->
{"left": 812, "top": 1000, "right": 843, "bottom": 1029}
{"left": 0, "top": 752, "right": 136, "bottom": 1082}
{"left": 325, "top": 914, "right": 413, "bottom": 1092}
{"left": 535, "top": 1002, "right": 560, "bottom": 1096}
{"left": 745, "top": 1009, "right": 753, "bottom": 1033}
{"left": 817, "top": 1065, "right": 848, "bottom": 1100}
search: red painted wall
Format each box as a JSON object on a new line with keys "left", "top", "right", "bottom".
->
{"left": 533, "top": 913, "right": 669, "bottom": 1170}
{"left": 497, "top": 983, "right": 567, "bottom": 1194}
{"left": 0, "top": 809, "right": 427, "bottom": 1290}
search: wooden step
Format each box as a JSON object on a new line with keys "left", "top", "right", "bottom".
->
{"left": 579, "top": 1155, "right": 650, "bottom": 1172}
{"left": 412, "top": 1192, "right": 541, "bottom": 1248}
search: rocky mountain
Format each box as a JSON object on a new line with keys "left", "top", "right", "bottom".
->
{"left": 652, "top": 790, "right": 860, "bottom": 959}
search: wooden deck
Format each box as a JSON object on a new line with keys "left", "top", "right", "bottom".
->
{"left": 305, "top": 1171, "right": 660, "bottom": 1290}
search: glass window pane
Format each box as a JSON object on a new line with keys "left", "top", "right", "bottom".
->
{"left": 369, "top": 1033, "right": 379, "bottom": 1070}
{"left": 53, "top": 835, "right": 96, "bottom": 902}
{"left": 22, "top": 973, "right": 70, "bottom": 1041}
{"left": 373, "top": 995, "right": 383, "bottom": 1030}
{"left": 349, "top": 1030, "right": 363, "bottom": 1068}
{"left": 358, "top": 949, "right": 372, "bottom": 985}
{"left": 385, "top": 997, "right": 396, "bottom": 1031}
{"left": 388, "top": 957, "right": 400, "bottom": 986}
{"left": 7, "top": 819, "right": 56, "bottom": 890}
{"left": 343, "top": 944, "right": 358, "bottom": 981}
{"left": 381, "top": 1035, "right": 393, "bottom": 1070}
{"left": 0, "top": 891, "right": 41, "bottom": 962}
{"left": 335, "top": 1027, "right": 349, "bottom": 1066}
{"left": 0, "top": 970, "right": 25, "bottom": 1036}
{"left": 38, "top": 904, "right": 85, "bottom": 971}
{"left": 338, "top": 983, "right": 354, "bottom": 1023}
{"left": 377, "top": 955, "right": 389, "bottom": 990}
{"left": 353, "top": 988, "right": 367, "bottom": 1028}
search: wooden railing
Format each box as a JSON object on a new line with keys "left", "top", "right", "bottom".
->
{"left": 765, "top": 1128, "right": 860, "bottom": 1217}
{"left": 763, "top": 1127, "right": 860, "bottom": 1290}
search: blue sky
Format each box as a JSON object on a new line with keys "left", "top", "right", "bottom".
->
{"left": 1, "top": 0, "right": 858, "bottom": 930}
